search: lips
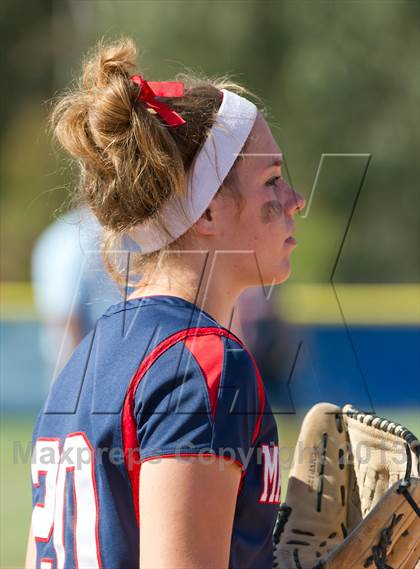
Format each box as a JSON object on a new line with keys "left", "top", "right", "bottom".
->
{"left": 285, "top": 225, "right": 296, "bottom": 245}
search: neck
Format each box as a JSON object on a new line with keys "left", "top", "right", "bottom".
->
{"left": 126, "top": 250, "right": 246, "bottom": 339}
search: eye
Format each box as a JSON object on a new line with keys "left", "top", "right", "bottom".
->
{"left": 265, "top": 176, "right": 282, "bottom": 187}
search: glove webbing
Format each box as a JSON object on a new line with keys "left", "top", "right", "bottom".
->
{"left": 344, "top": 406, "right": 420, "bottom": 477}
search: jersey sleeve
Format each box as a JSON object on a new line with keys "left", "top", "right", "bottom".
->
{"left": 133, "top": 332, "right": 263, "bottom": 468}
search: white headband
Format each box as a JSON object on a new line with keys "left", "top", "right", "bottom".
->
{"left": 129, "top": 89, "right": 258, "bottom": 253}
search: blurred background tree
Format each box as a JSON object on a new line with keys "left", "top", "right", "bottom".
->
{"left": 1, "top": 0, "right": 419, "bottom": 283}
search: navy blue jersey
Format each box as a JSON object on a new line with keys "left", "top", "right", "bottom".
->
{"left": 31, "top": 295, "right": 281, "bottom": 569}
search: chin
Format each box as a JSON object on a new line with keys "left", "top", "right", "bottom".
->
{"left": 273, "top": 259, "right": 292, "bottom": 284}
{"left": 247, "top": 255, "right": 292, "bottom": 288}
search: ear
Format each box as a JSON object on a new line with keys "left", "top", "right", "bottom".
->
{"left": 194, "top": 205, "right": 217, "bottom": 236}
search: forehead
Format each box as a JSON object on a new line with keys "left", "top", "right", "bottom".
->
{"left": 238, "top": 113, "right": 282, "bottom": 171}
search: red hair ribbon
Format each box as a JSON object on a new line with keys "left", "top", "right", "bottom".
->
{"left": 130, "top": 74, "right": 186, "bottom": 127}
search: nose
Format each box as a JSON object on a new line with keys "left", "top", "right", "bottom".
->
{"left": 285, "top": 187, "right": 306, "bottom": 216}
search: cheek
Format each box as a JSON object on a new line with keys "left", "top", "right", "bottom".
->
{"left": 260, "top": 200, "right": 283, "bottom": 224}
{"left": 258, "top": 200, "right": 288, "bottom": 245}
{"left": 238, "top": 197, "right": 286, "bottom": 248}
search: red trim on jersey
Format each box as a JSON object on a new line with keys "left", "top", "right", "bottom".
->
{"left": 122, "top": 326, "right": 265, "bottom": 526}
{"left": 183, "top": 334, "right": 224, "bottom": 419}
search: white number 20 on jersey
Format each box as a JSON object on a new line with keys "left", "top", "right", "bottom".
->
{"left": 31, "top": 432, "right": 102, "bottom": 569}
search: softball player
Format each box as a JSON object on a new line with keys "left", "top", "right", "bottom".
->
{"left": 26, "top": 36, "right": 305, "bottom": 569}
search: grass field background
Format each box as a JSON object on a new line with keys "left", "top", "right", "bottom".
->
{"left": 1, "top": 410, "right": 418, "bottom": 568}
{"left": 1, "top": 416, "right": 34, "bottom": 569}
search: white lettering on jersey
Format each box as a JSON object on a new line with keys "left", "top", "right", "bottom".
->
{"left": 259, "top": 444, "right": 281, "bottom": 503}
{"left": 31, "top": 432, "right": 102, "bottom": 569}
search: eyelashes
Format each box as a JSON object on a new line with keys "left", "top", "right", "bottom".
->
{"left": 265, "top": 176, "right": 282, "bottom": 187}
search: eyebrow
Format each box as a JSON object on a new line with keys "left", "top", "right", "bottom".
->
{"left": 265, "top": 157, "right": 283, "bottom": 170}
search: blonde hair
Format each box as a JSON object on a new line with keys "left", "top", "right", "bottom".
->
{"left": 50, "top": 37, "right": 259, "bottom": 288}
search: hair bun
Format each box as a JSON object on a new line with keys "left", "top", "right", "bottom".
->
{"left": 82, "top": 37, "right": 137, "bottom": 90}
{"left": 50, "top": 35, "right": 249, "bottom": 289}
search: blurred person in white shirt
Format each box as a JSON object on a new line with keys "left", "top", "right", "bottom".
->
{"left": 31, "top": 207, "right": 123, "bottom": 384}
